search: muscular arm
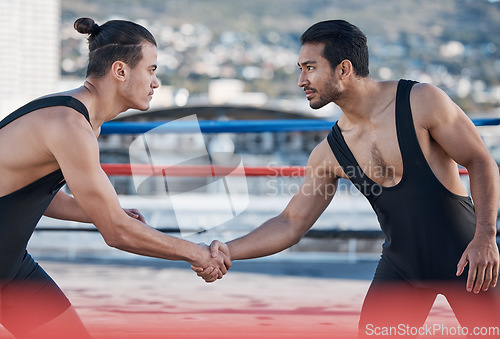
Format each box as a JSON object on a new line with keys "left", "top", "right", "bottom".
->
{"left": 45, "top": 190, "right": 145, "bottom": 224}
{"left": 414, "top": 83, "right": 499, "bottom": 292}
{"left": 44, "top": 112, "right": 229, "bottom": 274}
{"left": 220, "top": 140, "right": 337, "bottom": 260}
{"left": 44, "top": 190, "right": 92, "bottom": 223}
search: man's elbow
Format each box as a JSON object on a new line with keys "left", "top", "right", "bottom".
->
{"left": 289, "top": 231, "right": 304, "bottom": 246}
{"left": 99, "top": 222, "right": 134, "bottom": 250}
{"left": 466, "top": 152, "right": 498, "bottom": 172}
{"left": 281, "top": 214, "right": 308, "bottom": 247}
{"left": 102, "top": 231, "right": 128, "bottom": 249}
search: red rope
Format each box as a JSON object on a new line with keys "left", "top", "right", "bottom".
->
{"left": 101, "top": 163, "right": 470, "bottom": 177}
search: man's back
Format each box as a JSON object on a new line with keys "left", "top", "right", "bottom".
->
{"left": 0, "top": 96, "right": 91, "bottom": 197}
{"left": 0, "top": 96, "right": 91, "bottom": 280}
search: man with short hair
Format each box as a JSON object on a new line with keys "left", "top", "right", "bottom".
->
{"left": 197, "top": 20, "right": 500, "bottom": 337}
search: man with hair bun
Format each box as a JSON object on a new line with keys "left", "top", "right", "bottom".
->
{"left": 0, "top": 17, "right": 230, "bottom": 338}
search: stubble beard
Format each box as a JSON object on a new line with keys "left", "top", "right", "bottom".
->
{"left": 309, "top": 85, "right": 342, "bottom": 110}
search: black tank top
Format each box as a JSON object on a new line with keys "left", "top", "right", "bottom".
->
{"left": 327, "top": 79, "right": 476, "bottom": 281}
{"left": 0, "top": 96, "right": 91, "bottom": 280}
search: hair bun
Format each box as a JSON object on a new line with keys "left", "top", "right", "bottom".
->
{"left": 74, "top": 17, "right": 100, "bottom": 36}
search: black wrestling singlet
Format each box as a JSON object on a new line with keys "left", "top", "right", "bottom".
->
{"left": 0, "top": 96, "right": 91, "bottom": 280}
{"left": 327, "top": 79, "right": 476, "bottom": 283}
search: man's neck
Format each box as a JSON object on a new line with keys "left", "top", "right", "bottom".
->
{"left": 337, "top": 78, "right": 396, "bottom": 125}
{"left": 82, "top": 78, "right": 128, "bottom": 128}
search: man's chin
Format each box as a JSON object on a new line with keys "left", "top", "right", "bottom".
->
{"left": 307, "top": 97, "right": 327, "bottom": 109}
{"left": 136, "top": 104, "right": 151, "bottom": 112}
{"left": 309, "top": 102, "right": 326, "bottom": 110}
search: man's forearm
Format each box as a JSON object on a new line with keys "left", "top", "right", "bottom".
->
{"left": 468, "top": 156, "right": 499, "bottom": 238}
{"left": 44, "top": 191, "right": 92, "bottom": 222}
{"left": 107, "top": 220, "right": 201, "bottom": 262}
{"left": 227, "top": 215, "right": 303, "bottom": 260}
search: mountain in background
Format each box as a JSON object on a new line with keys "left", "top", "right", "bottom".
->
{"left": 61, "top": 0, "right": 500, "bottom": 113}
{"left": 61, "top": 0, "right": 500, "bottom": 42}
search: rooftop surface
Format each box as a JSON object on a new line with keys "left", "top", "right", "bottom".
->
{"left": 0, "top": 256, "right": 464, "bottom": 339}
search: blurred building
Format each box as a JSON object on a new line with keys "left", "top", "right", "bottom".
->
{"left": 0, "top": 0, "right": 60, "bottom": 118}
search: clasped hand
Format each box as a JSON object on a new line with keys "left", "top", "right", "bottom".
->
{"left": 123, "top": 209, "right": 231, "bottom": 283}
{"left": 191, "top": 241, "right": 230, "bottom": 283}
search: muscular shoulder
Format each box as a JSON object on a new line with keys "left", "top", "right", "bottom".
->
{"left": 42, "top": 106, "right": 98, "bottom": 158}
{"left": 410, "top": 82, "right": 461, "bottom": 129}
{"left": 411, "top": 82, "right": 452, "bottom": 106}
{"left": 42, "top": 105, "right": 93, "bottom": 136}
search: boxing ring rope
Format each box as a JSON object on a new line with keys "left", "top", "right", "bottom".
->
{"left": 101, "top": 119, "right": 338, "bottom": 134}
{"left": 100, "top": 117, "right": 500, "bottom": 135}
{"left": 99, "top": 163, "right": 470, "bottom": 177}
{"left": 99, "top": 117, "right": 498, "bottom": 177}
{"left": 101, "top": 163, "right": 306, "bottom": 177}
{"left": 37, "top": 118, "right": 500, "bottom": 237}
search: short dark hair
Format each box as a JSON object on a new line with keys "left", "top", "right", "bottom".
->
{"left": 74, "top": 17, "right": 157, "bottom": 78}
{"left": 300, "top": 20, "right": 369, "bottom": 77}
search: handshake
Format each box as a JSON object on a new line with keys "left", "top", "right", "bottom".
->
{"left": 190, "top": 240, "right": 231, "bottom": 283}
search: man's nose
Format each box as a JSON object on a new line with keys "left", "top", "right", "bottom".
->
{"left": 298, "top": 72, "right": 308, "bottom": 88}
{"left": 152, "top": 76, "right": 160, "bottom": 89}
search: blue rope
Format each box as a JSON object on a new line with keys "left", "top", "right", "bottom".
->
{"left": 100, "top": 118, "right": 500, "bottom": 134}
{"left": 471, "top": 118, "right": 500, "bottom": 126}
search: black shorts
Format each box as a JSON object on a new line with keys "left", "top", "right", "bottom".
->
{"left": 0, "top": 251, "right": 71, "bottom": 332}
{"left": 359, "top": 257, "right": 500, "bottom": 336}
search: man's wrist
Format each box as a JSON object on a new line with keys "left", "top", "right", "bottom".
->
{"left": 474, "top": 226, "right": 498, "bottom": 240}
{"left": 226, "top": 241, "right": 241, "bottom": 261}
{"left": 181, "top": 241, "right": 203, "bottom": 265}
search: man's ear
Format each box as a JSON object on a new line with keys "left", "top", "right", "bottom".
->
{"left": 111, "top": 61, "right": 127, "bottom": 81}
{"left": 338, "top": 59, "right": 353, "bottom": 78}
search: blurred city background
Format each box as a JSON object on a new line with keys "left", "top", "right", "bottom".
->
{"left": 1, "top": 0, "right": 500, "bottom": 261}
{"left": 2, "top": 1, "right": 500, "bottom": 337}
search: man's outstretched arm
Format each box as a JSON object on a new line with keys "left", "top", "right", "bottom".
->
{"left": 193, "top": 139, "right": 340, "bottom": 279}
{"left": 44, "top": 110, "right": 231, "bottom": 280}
